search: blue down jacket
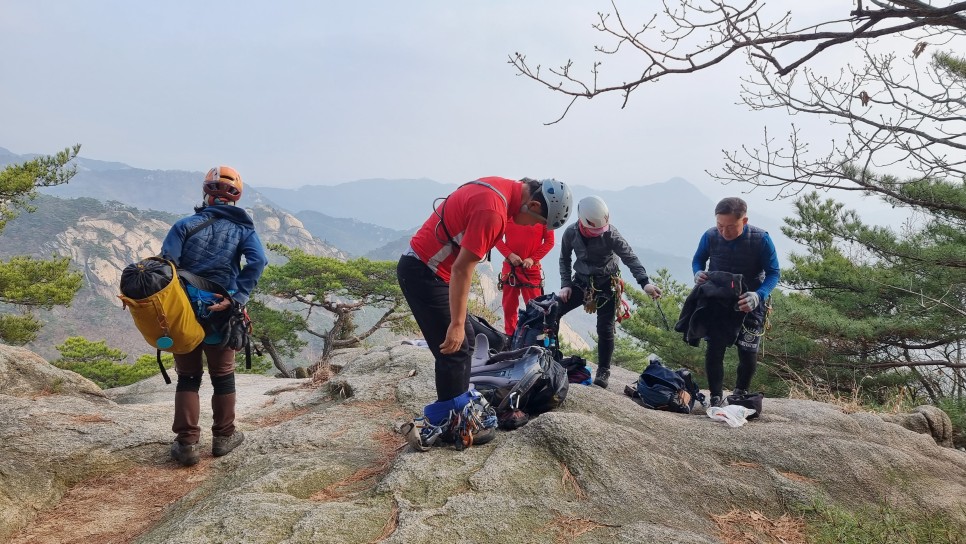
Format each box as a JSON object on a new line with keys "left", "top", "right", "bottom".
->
{"left": 160, "top": 204, "right": 266, "bottom": 306}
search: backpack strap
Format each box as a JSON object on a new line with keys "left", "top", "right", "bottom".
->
{"left": 436, "top": 180, "right": 509, "bottom": 262}
{"left": 157, "top": 349, "right": 171, "bottom": 384}
{"left": 184, "top": 215, "right": 219, "bottom": 243}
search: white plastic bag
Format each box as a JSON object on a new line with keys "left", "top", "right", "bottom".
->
{"left": 707, "top": 405, "right": 757, "bottom": 428}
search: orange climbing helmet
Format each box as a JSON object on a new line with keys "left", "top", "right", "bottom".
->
{"left": 203, "top": 165, "right": 243, "bottom": 204}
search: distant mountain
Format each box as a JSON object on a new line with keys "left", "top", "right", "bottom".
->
{"left": 0, "top": 148, "right": 399, "bottom": 222}
{"left": 255, "top": 178, "right": 459, "bottom": 231}
{"left": 295, "top": 210, "right": 412, "bottom": 257}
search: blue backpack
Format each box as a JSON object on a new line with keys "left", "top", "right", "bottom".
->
{"left": 627, "top": 355, "right": 705, "bottom": 414}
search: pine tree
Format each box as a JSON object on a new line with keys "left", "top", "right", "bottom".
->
{"left": 0, "top": 146, "right": 83, "bottom": 344}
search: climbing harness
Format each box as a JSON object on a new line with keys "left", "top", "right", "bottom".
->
{"left": 498, "top": 264, "right": 544, "bottom": 291}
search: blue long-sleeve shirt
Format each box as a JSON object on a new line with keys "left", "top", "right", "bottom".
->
{"left": 692, "top": 226, "right": 780, "bottom": 300}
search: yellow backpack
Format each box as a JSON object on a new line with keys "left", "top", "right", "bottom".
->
{"left": 119, "top": 257, "right": 205, "bottom": 382}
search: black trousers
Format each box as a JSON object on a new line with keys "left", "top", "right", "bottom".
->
{"left": 558, "top": 276, "right": 617, "bottom": 371}
{"left": 704, "top": 304, "right": 765, "bottom": 397}
{"left": 397, "top": 255, "right": 474, "bottom": 402}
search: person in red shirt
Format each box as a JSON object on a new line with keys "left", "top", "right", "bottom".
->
{"left": 398, "top": 176, "right": 573, "bottom": 450}
{"left": 496, "top": 221, "right": 554, "bottom": 335}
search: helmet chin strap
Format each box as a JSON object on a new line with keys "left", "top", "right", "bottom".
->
{"left": 520, "top": 203, "right": 547, "bottom": 223}
{"left": 204, "top": 194, "right": 236, "bottom": 206}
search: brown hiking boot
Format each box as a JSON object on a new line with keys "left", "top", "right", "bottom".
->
{"left": 212, "top": 431, "right": 245, "bottom": 457}
{"left": 171, "top": 441, "right": 200, "bottom": 466}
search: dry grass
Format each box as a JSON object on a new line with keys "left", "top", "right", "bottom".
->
{"left": 544, "top": 513, "right": 616, "bottom": 544}
{"left": 368, "top": 500, "right": 400, "bottom": 543}
{"left": 310, "top": 428, "right": 404, "bottom": 502}
{"left": 9, "top": 461, "right": 212, "bottom": 544}
{"left": 348, "top": 399, "right": 407, "bottom": 420}
{"left": 786, "top": 378, "right": 913, "bottom": 416}
{"left": 69, "top": 414, "right": 114, "bottom": 424}
{"left": 560, "top": 462, "right": 586, "bottom": 500}
{"left": 779, "top": 471, "right": 818, "bottom": 485}
{"left": 712, "top": 508, "right": 807, "bottom": 544}
{"left": 786, "top": 383, "right": 866, "bottom": 414}
{"left": 243, "top": 407, "right": 311, "bottom": 428}
{"left": 312, "top": 360, "right": 336, "bottom": 385}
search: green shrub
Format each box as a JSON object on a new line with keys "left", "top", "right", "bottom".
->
{"left": 55, "top": 353, "right": 170, "bottom": 389}
{"left": 938, "top": 397, "right": 966, "bottom": 450}
{"left": 803, "top": 500, "right": 966, "bottom": 544}
{"left": 236, "top": 352, "right": 273, "bottom": 375}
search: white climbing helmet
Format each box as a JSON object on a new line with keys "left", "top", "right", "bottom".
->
{"left": 540, "top": 178, "right": 573, "bottom": 230}
{"left": 577, "top": 196, "right": 609, "bottom": 229}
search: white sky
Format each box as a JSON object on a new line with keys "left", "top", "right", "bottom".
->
{"left": 0, "top": 1, "right": 914, "bottom": 224}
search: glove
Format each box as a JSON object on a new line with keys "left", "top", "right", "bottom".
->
{"left": 694, "top": 271, "right": 708, "bottom": 285}
{"left": 557, "top": 287, "right": 572, "bottom": 303}
{"left": 642, "top": 283, "right": 662, "bottom": 300}
{"left": 738, "top": 292, "right": 760, "bottom": 313}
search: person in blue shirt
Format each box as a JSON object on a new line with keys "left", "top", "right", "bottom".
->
{"left": 160, "top": 165, "right": 267, "bottom": 466}
{"left": 692, "top": 197, "right": 780, "bottom": 407}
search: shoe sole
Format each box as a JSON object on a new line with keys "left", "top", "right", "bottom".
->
{"left": 401, "top": 422, "right": 431, "bottom": 452}
{"left": 472, "top": 427, "right": 497, "bottom": 446}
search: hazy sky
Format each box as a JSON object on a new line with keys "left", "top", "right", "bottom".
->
{"left": 0, "top": 1, "right": 906, "bottom": 221}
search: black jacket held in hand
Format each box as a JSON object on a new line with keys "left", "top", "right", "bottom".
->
{"left": 674, "top": 271, "right": 745, "bottom": 347}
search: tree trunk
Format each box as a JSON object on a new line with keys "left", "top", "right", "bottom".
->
{"left": 260, "top": 336, "right": 291, "bottom": 378}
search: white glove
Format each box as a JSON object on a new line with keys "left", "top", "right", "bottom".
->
{"left": 643, "top": 283, "right": 662, "bottom": 299}
{"left": 738, "top": 291, "right": 760, "bottom": 312}
{"left": 557, "top": 287, "right": 572, "bottom": 303}
{"left": 694, "top": 271, "right": 708, "bottom": 285}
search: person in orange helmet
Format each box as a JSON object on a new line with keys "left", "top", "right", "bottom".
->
{"left": 160, "top": 165, "right": 266, "bottom": 467}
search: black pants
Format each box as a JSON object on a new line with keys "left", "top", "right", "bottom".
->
{"left": 704, "top": 304, "right": 765, "bottom": 397}
{"left": 558, "top": 277, "right": 616, "bottom": 371}
{"left": 397, "top": 255, "right": 474, "bottom": 402}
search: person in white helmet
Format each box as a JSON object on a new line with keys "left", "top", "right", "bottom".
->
{"left": 398, "top": 176, "right": 573, "bottom": 450}
{"left": 557, "top": 196, "right": 661, "bottom": 388}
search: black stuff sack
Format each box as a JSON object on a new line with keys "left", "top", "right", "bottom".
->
{"left": 726, "top": 391, "right": 764, "bottom": 420}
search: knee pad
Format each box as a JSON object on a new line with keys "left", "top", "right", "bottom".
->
{"left": 176, "top": 374, "right": 202, "bottom": 393}
{"left": 211, "top": 372, "right": 236, "bottom": 395}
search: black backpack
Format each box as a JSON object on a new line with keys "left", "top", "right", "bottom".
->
{"left": 624, "top": 355, "right": 705, "bottom": 414}
{"left": 470, "top": 346, "right": 569, "bottom": 429}
{"left": 469, "top": 313, "right": 509, "bottom": 355}
{"left": 510, "top": 294, "right": 563, "bottom": 360}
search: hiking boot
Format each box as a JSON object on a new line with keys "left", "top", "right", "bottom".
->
{"left": 593, "top": 369, "right": 610, "bottom": 388}
{"left": 170, "top": 440, "right": 200, "bottom": 467}
{"left": 708, "top": 395, "right": 724, "bottom": 408}
{"left": 732, "top": 388, "right": 748, "bottom": 397}
{"left": 212, "top": 431, "right": 245, "bottom": 457}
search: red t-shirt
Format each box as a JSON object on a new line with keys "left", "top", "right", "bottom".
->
{"left": 409, "top": 177, "right": 523, "bottom": 283}
{"left": 495, "top": 221, "right": 554, "bottom": 281}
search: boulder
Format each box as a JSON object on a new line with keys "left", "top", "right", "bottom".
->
{"left": 3, "top": 343, "right": 965, "bottom": 543}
